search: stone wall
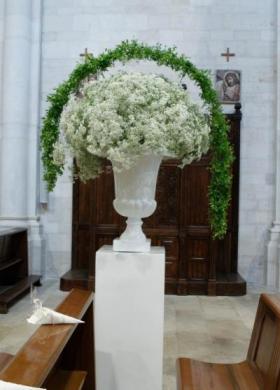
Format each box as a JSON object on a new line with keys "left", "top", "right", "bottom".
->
{"left": 40, "top": 0, "right": 277, "bottom": 284}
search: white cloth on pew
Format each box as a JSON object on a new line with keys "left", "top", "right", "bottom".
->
{"left": 0, "top": 380, "right": 45, "bottom": 389}
{"left": 27, "top": 299, "right": 84, "bottom": 325}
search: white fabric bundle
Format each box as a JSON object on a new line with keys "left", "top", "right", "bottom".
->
{"left": 0, "top": 380, "right": 45, "bottom": 389}
{"left": 27, "top": 299, "right": 84, "bottom": 325}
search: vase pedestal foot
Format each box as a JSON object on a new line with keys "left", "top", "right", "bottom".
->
{"left": 113, "top": 217, "right": 152, "bottom": 252}
{"left": 95, "top": 245, "right": 165, "bottom": 390}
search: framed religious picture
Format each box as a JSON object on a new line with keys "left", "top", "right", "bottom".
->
{"left": 215, "top": 70, "right": 241, "bottom": 104}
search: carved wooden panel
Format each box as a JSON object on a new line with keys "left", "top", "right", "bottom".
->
{"left": 95, "top": 172, "right": 120, "bottom": 226}
{"left": 187, "top": 239, "right": 209, "bottom": 281}
{"left": 184, "top": 163, "right": 210, "bottom": 226}
{"left": 148, "top": 162, "right": 180, "bottom": 228}
{"left": 63, "top": 104, "right": 246, "bottom": 295}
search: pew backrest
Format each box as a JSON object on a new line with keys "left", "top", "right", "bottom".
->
{"left": 247, "top": 294, "right": 280, "bottom": 389}
{"left": 0, "top": 289, "right": 94, "bottom": 390}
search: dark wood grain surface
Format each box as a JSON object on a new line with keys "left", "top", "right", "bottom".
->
{"left": 0, "top": 353, "right": 14, "bottom": 372}
{"left": 177, "top": 359, "right": 260, "bottom": 389}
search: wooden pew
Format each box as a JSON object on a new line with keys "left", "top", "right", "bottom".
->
{"left": 177, "top": 293, "right": 280, "bottom": 390}
{"left": 0, "top": 289, "right": 95, "bottom": 390}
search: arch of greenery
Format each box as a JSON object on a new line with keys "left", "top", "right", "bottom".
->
{"left": 41, "top": 40, "right": 233, "bottom": 239}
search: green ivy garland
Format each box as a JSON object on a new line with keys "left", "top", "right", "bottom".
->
{"left": 41, "top": 40, "right": 233, "bottom": 239}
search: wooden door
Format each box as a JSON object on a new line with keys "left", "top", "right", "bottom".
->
{"left": 62, "top": 104, "right": 246, "bottom": 295}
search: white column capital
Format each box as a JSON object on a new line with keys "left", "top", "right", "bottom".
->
{"left": 269, "top": 221, "right": 280, "bottom": 234}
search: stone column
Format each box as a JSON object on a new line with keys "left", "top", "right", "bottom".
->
{"left": 266, "top": 1, "right": 280, "bottom": 288}
{"left": 0, "top": 0, "right": 32, "bottom": 219}
{"left": 0, "top": 0, "right": 44, "bottom": 275}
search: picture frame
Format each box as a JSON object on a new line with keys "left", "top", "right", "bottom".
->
{"left": 215, "top": 70, "right": 241, "bottom": 104}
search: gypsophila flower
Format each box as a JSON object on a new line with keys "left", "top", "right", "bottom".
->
{"left": 54, "top": 72, "right": 211, "bottom": 181}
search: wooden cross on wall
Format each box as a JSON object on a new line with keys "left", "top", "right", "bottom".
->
{"left": 79, "top": 48, "right": 97, "bottom": 83}
{"left": 221, "top": 48, "right": 235, "bottom": 62}
{"left": 80, "top": 48, "right": 93, "bottom": 62}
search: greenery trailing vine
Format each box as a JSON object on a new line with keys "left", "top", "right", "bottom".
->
{"left": 40, "top": 40, "right": 233, "bottom": 239}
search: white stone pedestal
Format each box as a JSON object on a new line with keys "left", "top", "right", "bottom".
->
{"left": 95, "top": 246, "right": 165, "bottom": 390}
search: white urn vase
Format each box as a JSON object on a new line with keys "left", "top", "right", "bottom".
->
{"left": 112, "top": 154, "right": 162, "bottom": 252}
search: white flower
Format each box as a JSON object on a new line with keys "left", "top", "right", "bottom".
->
{"left": 55, "top": 72, "right": 211, "bottom": 181}
{"left": 53, "top": 141, "right": 65, "bottom": 166}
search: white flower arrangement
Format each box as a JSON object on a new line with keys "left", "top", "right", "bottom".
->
{"left": 53, "top": 72, "right": 210, "bottom": 181}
